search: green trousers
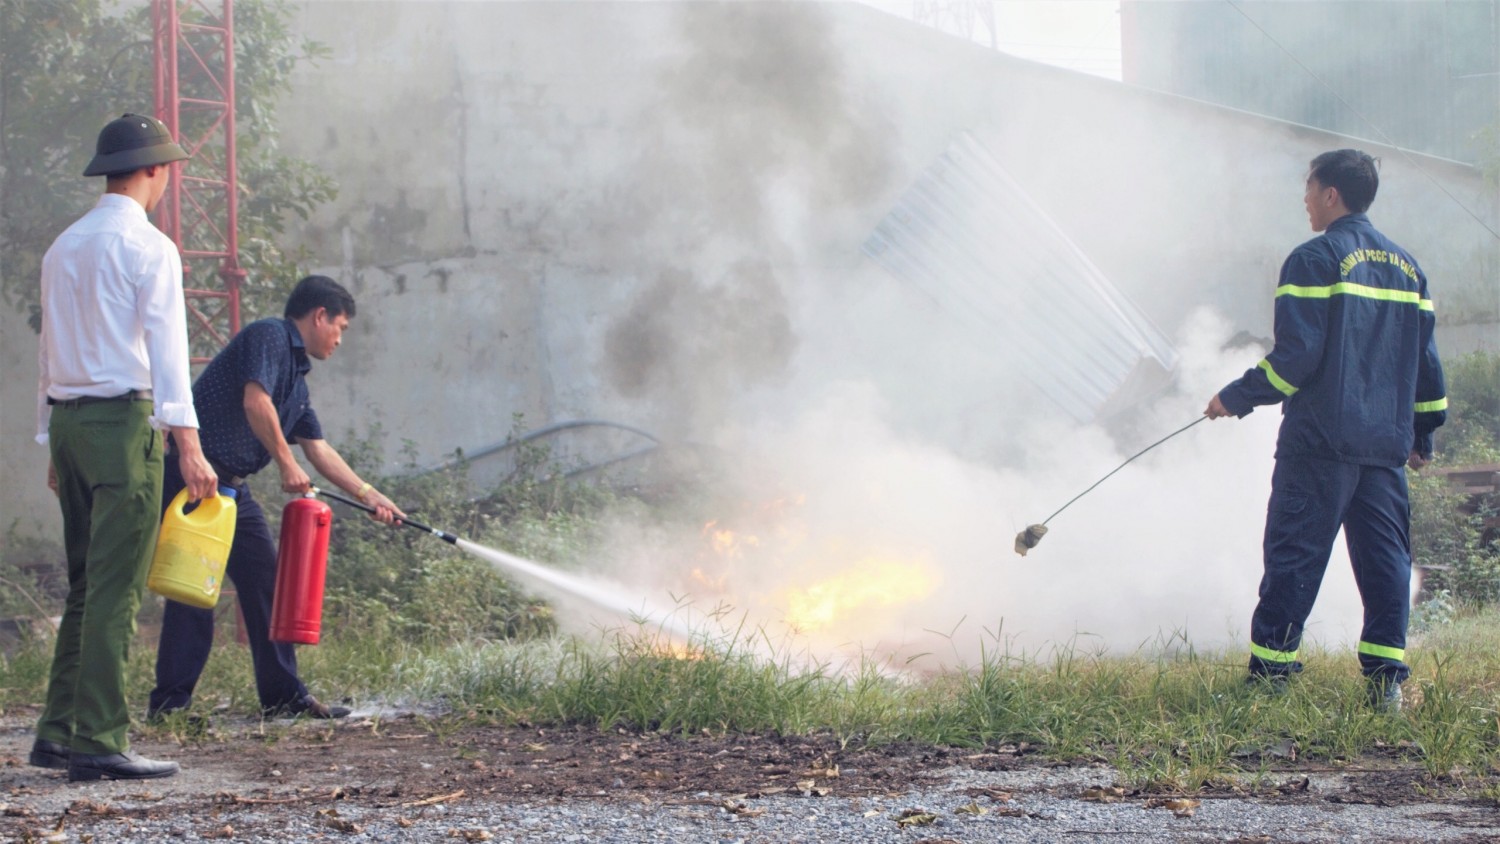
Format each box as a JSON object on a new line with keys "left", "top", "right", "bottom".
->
{"left": 38, "top": 399, "right": 163, "bottom": 756}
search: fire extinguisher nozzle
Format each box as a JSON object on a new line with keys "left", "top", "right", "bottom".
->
{"left": 312, "top": 486, "right": 465, "bottom": 546}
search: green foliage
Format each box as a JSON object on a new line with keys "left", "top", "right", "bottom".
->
{"left": 0, "top": 524, "right": 65, "bottom": 620}
{"left": 481, "top": 414, "right": 617, "bottom": 534}
{"left": 1411, "top": 350, "right": 1500, "bottom": 608}
{"left": 302, "top": 614, "right": 1500, "bottom": 792}
{"left": 1408, "top": 655, "right": 1488, "bottom": 778}
{"left": 320, "top": 440, "right": 531, "bottom": 645}
{"left": 0, "top": 642, "right": 51, "bottom": 716}
{"left": 1410, "top": 588, "right": 1458, "bottom": 634}
{"left": 0, "top": 0, "right": 335, "bottom": 338}
{"left": 1411, "top": 467, "right": 1500, "bottom": 607}
{"left": 2, "top": 0, "right": 141, "bottom": 327}
{"left": 11, "top": 607, "right": 1500, "bottom": 795}
{"left": 1434, "top": 351, "right": 1500, "bottom": 458}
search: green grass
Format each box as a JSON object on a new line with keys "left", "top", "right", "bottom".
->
{"left": 8, "top": 608, "right": 1500, "bottom": 796}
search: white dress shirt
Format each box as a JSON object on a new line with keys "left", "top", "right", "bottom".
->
{"left": 36, "top": 193, "right": 199, "bottom": 443}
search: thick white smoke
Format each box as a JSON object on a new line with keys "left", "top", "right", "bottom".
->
{"left": 564, "top": 307, "right": 1375, "bottom": 670}
{"left": 530, "top": 4, "right": 1379, "bottom": 669}
{"left": 245, "top": 1, "right": 1473, "bottom": 678}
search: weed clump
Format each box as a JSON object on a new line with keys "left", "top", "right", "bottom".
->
{"left": 322, "top": 418, "right": 617, "bottom": 645}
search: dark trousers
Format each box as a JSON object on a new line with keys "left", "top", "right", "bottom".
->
{"left": 1248, "top": 456, "right": 1412, "bottom": 685}
{"left": 39, "top": 401, "right": 162, "bottom": 755}
{"left": 149, "top": 456, "right": 308, "bottom": 713}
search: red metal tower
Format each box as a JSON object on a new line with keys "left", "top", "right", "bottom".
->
{"left": 153, "top": 0, "right": 243, "bottom": 361}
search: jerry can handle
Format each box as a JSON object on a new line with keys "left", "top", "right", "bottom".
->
{"left": 177, "top": 484, "right": 239, "bottom": 524}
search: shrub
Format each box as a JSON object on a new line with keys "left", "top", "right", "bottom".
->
{"left": 320, "top": 421, "right": 618, "bottom": 644}
{"left": 1411, "top": 469, "right": 1500, "bottom": 606}
{"left": 1412, "top": 350, "right": 1500, "bottom": 608}
{"left": 1434, "top": 351, "right": 1500, "bottom": 458}
{"left": 0, "top": 526, "right": 65, "bottom": 621}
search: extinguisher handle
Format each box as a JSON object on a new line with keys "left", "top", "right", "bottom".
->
{"left": 308, "top": 486, "right": 459, "bottom": 544}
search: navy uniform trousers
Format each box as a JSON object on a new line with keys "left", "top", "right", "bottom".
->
{"left": 149, "top": 454, "right": 308, "bottom": 714}
{"left": 1248, "top": 455, "right": 1412, "bottom": 685}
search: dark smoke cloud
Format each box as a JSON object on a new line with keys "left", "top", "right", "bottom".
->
{"left": 603, "top": 261, "right": 796, "bottom": 434}
{"left": 601, "top": 3, "right": 895, "bottom": 433}
{"left": 662, "top": 2, "right": 895, "bottom": 223}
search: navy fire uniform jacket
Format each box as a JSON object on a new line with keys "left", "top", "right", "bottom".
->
{"left": 1218, "top": 213, "right": 1446, "bottom": 462}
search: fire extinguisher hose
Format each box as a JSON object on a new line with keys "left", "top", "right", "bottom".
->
{"left": 308, "top": 486, "right": 460, "bottom": 544}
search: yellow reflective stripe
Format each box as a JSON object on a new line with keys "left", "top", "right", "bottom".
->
{"left": 1251, "top": 643, "right": 1299, "bottom": 663}
{"left": 1258, "top": 359, "right": 1298, "bottom": 397}
{"left": 1419, "top": 298, "right": 1434, "bottom": 312}
{"left": 1358, "top": 641, "right": 1405, "bottom": 661}
{"left": 1276, "top": 282, "right": 1422, "bottom": 305}
{"left": 1415, "top": 397, "right": 1448, "bottom": 413}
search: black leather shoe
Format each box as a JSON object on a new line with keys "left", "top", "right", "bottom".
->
{"left": 263, "top": 694, "right": 351, "bottom": 720}
{"left": 29, "top": 739, "right": 70, "bottom": 770}
{"left": 67, "top": 751, "right": 180, "bottom": 782}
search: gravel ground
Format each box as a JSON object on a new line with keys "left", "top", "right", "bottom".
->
{"left": 8, "top": 762, "right": 1500, "bottom": 843}
{"left": 4, "top": 710, "right": 1500, "bottom": 843}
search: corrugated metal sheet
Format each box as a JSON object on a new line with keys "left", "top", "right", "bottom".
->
{"left": 863, "top": 132, "right": 1178, "bottom": 423}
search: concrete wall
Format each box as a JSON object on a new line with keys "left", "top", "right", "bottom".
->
{"left": 4, "top": 1, "right": 1496, "bottom": 539}
{"left": 275, "top": 1, "right": 1496, "bottom": 457}
{"left": 2, "top": 305, "right": 51, "bottom": 534}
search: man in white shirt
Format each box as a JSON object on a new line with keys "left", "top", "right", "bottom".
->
{"left": 31, "top": 113, "right": 218, "bottom": 782}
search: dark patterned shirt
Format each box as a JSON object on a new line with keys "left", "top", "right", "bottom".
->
{"left": 191, "top": 318, "right": 323, "bottom": 478}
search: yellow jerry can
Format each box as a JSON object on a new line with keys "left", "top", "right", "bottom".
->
{"left": 147, "top": 486, "right": 238, "bottom": 608}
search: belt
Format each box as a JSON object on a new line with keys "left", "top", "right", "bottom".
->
{"left": 209, "top": 459, "right": 247, "bottom": 488}
{"left": 165, "top": 450, "right": 246, "bottom": 487}
{"left": 47, "top": 389, "right": 154, "bottom": 408}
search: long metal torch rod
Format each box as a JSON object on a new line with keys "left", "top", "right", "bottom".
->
{"left": 309, "top": 485, "right": 460, "bottom": 544}
{"left": 1039, "top": 415, "right": 1208, "bottom": 527}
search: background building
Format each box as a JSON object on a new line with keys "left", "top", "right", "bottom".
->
{"left": 1123, "top": 0, "right": 1500, "bottom": 165}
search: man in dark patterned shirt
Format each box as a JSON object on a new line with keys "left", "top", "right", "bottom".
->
{"left": 149, "top": 275, "right": 404, "bottom": 721}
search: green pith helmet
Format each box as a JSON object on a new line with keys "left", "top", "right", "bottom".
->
{"left": 82, "top": 113, "right": 190, "bottom": 177}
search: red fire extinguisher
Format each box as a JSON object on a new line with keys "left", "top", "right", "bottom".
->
{"left": 270, "top": 493, "right": 333, "bottom": 644}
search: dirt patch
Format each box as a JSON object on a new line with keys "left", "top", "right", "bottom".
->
{"left": 0, "top": 706, "right": 1490, "bottom": 841}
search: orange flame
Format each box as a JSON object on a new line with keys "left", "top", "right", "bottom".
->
{"left": 696, "top": 498, "right": 939, "bottom": 635}
{"left": 782, "top": 555, "right": 940, "bottom": 633}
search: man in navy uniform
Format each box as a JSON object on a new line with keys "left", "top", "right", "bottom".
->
{"left": 1207, "top": 149, "right": 1446, "bottom": 712}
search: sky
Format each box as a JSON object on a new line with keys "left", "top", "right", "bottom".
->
{"left": 860, "top": 0, "right": 1124, "bottom": 80}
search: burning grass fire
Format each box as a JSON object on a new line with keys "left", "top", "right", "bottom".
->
{"left": 441, "top": 482, "right": 949, "bottom": 669}
{"left": 683, "top": 500, "right": 943, "bottom": 645}
{"left": 780, "top": 554, "right": 940, "bottom": 633}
